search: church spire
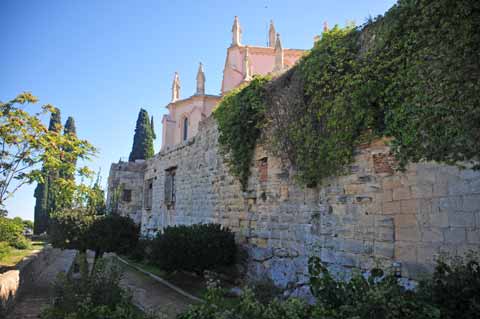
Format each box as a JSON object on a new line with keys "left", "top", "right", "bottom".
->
{"left": 232, "top": 16, "right": 242, "bottom": 46}
{"left": 268, "top": 20, "right": 276, "bottom": 48}
{"left": 273, "top": 33, "right": 284, "bottom": 72}
{"left": 171, "top": 72, "right": 180, "bottom": 102}
{"left": 243, "top": 46, "right": 251, "bottom": 80}
{"left": 196, "top": 62, "right": 205, "bottom": 95}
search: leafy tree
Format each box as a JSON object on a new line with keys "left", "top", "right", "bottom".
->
{"left": 86, "top": 215, "right": 139, "bottom": 259}
{"left": 86, "top": 173, "right": 106, "bottom": 215}
{"left": 128, "top": 109, "right": 154, "bottom": 162}
{"left": 0, "top": 93, "right": 95, "bottom": 214}
{"left": 49, "top": 208, "right": 95, "bottom": 252}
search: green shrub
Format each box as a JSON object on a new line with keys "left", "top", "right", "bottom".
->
{"left": 10, "top": 234, "right": 31, "bottom": 250}
{"left": 178, "top": 288, "right": 310, "bottom": 319}
{"left": 86, "top": 215, "right": 139, "bottom": 257}
{"left": 49, "top": 210, "right": 139, "bottom": 258}
{"left": 418, "top": 252, "right": 480, "bottom": 319}
{"left": 41, "top": 257, "right": 150, "bottom": 319}
{"left": 0, "top": 217, "right": 24, "bottom": 243}
{"left": 0, "top": 242, "right": 11, "bottom": 260}
{"left": 152, "top": 223, "right": 236, "bottom": 274}
{"left": 308, "top": 256, "right": 440, "bottom": 319}
{"left": 49, "top": 208, "right": 95, "bottom": 252}
{"left": 129, "top": 239, "right": 154, "bottom": 262}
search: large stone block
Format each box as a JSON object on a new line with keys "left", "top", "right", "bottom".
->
{"left": 393, "top": 187, "right": 411, "bottom": 201}
{"left": 443, "top": 227, "right": 466, "bottom": 244}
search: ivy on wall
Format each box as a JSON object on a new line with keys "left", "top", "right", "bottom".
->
{"left": 215, "top": 0, "right": 480, "bottom": 188}
{"left": 213, "top": 76, "right": 270, "bottom": 190}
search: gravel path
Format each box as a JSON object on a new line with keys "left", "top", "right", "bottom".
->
{"left": 7, "top": 249, "right": 76, "bottom": 319}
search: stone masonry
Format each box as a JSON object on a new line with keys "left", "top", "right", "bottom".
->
{"left": 108, "top": 116, "right": 480, "bottom": 294}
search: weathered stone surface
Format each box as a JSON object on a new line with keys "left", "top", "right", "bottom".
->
{"left": 108, "top": 117, "right": 480, "bottom": 288}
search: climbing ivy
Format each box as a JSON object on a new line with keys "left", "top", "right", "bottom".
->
{"left": 215, "top": 0, "right": 480, "bottom": 188}
{"left": 213, "top": 76, "right": 270, "bottom": 190}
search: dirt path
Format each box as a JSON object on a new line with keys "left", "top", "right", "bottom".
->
{"left": 119, "top": 262, "right": 197, "bottom": 318}
{"left": 7, "top": 249, "right": 77, "bottom": 319}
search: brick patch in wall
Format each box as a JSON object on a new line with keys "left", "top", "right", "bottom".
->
{"left": 373, "top": 152, "right": 395, "bottom": 175}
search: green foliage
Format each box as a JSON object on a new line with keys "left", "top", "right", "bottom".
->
{"left": 268, "top": 26, "right": 376, "bottom": 186}
{"left": 308, "top": 256, "right": 439, "bottom": 319}
{"left": 378, "top": 0, "right": 480, "bottom": 169}
{"left": 218, "top": 0, "right": 479, "bottom": 187}
{"left": 150, "top": 115, "right": 156, "bottom": 140}
{"left": 129, "top": 109, "right": 155, "bottom": 162}
{"left": 0, "top": 242, "right": 11, "bottom": 260}
{"left": 0, "top": 216, "right": 31, "bottom": 250}
{"left": 49, "top": 208, "right": 95, "bottom": 252}
{"left": 178, "top": 288, "right": 310, "bottom": 319}
{"left": 41, "top": 257, "right": 150, "bottom": 319}
{"left": 49, "top": 210, "right": 138, "bottom": 258}
{"left": 87, "top": 215, "right": 139, "bottom": 257}
{"left": 0, "top": 93, "right": 94, "bottom": 232}
{"left": 129, "top": 238, "right": 154, "bottom": 262}
{"left": 417, "top": 252, "right": 480, "bottom": 319}
{"left": 214, "top": 76, "right": 270, "bottom": 190}
{"left": 64, "top": 116, "right": 77, "bottom": 136}
{"left": 86, "top": 175, "right": 107, "bottom": 215}
{"left": 152, "top": 223, "right": 236, "bottom": 274}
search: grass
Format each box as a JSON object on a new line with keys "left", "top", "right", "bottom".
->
{"left": 0, "top": 240, "right": 45, "bottom": 267}
{"left": 121, "top": 256, "right": 208, "bottom": 298}
{"left": 122, "top": 256, "right": 169, "bottom": 278}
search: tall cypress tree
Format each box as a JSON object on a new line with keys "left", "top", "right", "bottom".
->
{"left": 34, "top": 108, "right": 62, "bottom": 234}
{"left": 61, "top": 116, "right": 77, "bottom": 182}
{"left": 64, "top": 116, "right": 76, "bottom": 136}
{"left": 129, "top": 109, "right": 154, "bottom": 162}
{"left": 150, "top": 116, "right": 156, "bottom": 139}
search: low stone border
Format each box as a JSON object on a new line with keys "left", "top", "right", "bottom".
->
{"left": 0, "top": 246, "right": 50, "bottom": 317}
{"left": 115, "top": 255, "right": 204, "bottom": 303}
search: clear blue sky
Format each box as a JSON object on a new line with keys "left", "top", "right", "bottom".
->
{"left": 1, "top": 0, "right": 396, "bottom": 221}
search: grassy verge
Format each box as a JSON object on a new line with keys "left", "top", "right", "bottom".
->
{"left": 0, "top": 240, "right": 45, "bottom": 267}
{"left": 120, "top": 256, "right": 208, "bottom": 298}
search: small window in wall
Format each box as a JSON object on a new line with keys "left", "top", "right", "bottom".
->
{"left": 122, "top": 189, "right": 132, "bottom": 202}
{"left": 165, "top": 167, "right": 177, "bottom": 209}
{"left": 183, "top": 117, "right": 188, "bottom": 141}
{"left": 144, "top": 179, "right": 153, "bottom": 210}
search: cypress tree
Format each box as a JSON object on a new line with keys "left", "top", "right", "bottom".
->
{"left": 61, "top": 116, "right": 77, "bottom": 185}
{"left": 33, "top": 174, "right": 48, "bottom": 234}
{"left": 48, "top": 108, "right": 62, "bottom": 132}
{"left": 150, "top": 116, "right": 156, "bottom": 139}
{"left": 64, "top": 116, "right": 77, "bottom": 136}
{"left": 129, "top": 109, "right": 154, "bottom": 162}
{"left": 33, "top": 108, "right": 62, "bottom": 234}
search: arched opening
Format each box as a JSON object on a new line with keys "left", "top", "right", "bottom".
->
{"left": 183, "top": 117, "right": 188, "bottom": 141}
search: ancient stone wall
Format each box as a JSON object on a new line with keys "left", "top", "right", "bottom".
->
{"left": 109, "top": 117, "right": 480, "bottom": 294}
{"left": 0, "top": 247, "right": 59, "bottom": 317}
{"left": 107, "top": 161, "right": 146, "bottom": 224}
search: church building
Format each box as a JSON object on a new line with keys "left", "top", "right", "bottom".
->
{"left": 160, "top": 17, "right": 305, "bottom": 150}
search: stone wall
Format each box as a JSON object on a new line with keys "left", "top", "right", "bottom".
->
{"left": 107, "top": 161, "right": 146, "bottom": 224}
{"left": 0, "top": 247, "right": 55, "bottom": 317}
{"left": 109, "top": 117, "right": 480, "bottom": 294}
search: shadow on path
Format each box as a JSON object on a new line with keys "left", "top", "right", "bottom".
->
{"left": 7, "top": 249, "right": 76, "bottom": 319}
